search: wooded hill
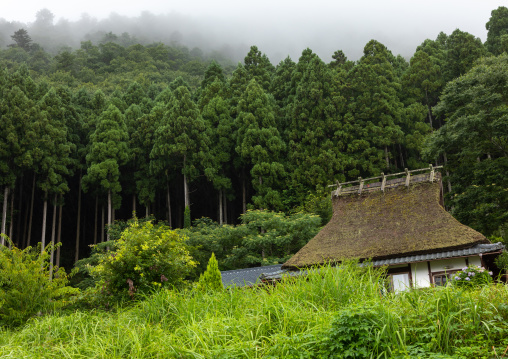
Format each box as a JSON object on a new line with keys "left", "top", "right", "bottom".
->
{"left": 1, "top": 7, "right": 507, "bottom": 270}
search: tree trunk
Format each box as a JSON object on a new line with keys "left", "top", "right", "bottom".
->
{"left": 107, "top": 189, "right": 112, "bottom": 242}
{"left": 398, "top": 144, "right": 405, "bottom": 169}
{"left": 1, "top": 186, "right": 9, "bottom": 245}
{"left": 166, "top": 181, "right": 172, "bottom": 227}
{"left": 22, "top": 192, "right": 29, "bottom": 248}
{"left": 94, "top": 195, "right": 98, "bottom": 245}
{"left": 101, "top": 205, "right": 105, "bottom": 243}
{"left": 183, "top": 155, "right": 190, "bottom": 210}
{"left": 49, "top": 194, "right": 57, "bottom": 280}
{"left": 184, "top": 175, "right": 189, "bottom": 209}
{"left": 16, "top": 175, "right": 23, "bottom": 246}
{"left": 41, "top": 193, "right": 48, "bottom": 254}
{"left": 219, "top": 189, "right": 223, "bottom": 225}
{"left": 56, "top": 195, "right": 63, "bottom": 268}
{"left": 8, "top": 187, "right": 15, "bottom": 246}
{"left": 132, "top": 194, "right": 136, "bottom": 217}
{"left": 75, "top": 172, "right": 82, "bottom": 262}
{"left": 145, "top": 204, "right": 149, "bottom": 218}
{"left": 27, "top": 173, "right": 35, "bottom": 247}
{"left": 223, "top": 191, "right": 228, "bottom": 225}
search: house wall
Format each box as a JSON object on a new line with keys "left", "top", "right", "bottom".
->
{"left": 408, "top": 256, "right": 482, "bottom": 288}
{"left": 411, "top": 262, "right": 432, "bottom": 288}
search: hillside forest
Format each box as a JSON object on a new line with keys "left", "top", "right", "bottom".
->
{"left": 0, "top": 6, "right": 508, "bottom": 272}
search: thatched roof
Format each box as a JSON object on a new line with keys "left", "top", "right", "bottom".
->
{"left": 282, "top": 172, "right": 489, "bottom": 270}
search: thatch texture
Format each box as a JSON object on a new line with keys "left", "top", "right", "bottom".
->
{"left": 282, "top": 174, "right": 489, "bottom": 270}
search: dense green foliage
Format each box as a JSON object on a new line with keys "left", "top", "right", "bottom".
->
{"left": 0, "top": 262, "right": 507, "bottom": 357}
{"left": 0, "top": 7, "right": 507, "bottom": 358}
{"left": 0, "top": 6, "right": 507, "bottom": 320}
{"left": 0, "top": 236, "right": 77, "bottom": 327}
{"left": 424, "top": 54, "right": 508, "bottom": 236}
{"left": 90, "top": 220, "right": 196, "bottom": 301}
{"left": 182, "top": 210, "right": 321, "bottom": 272}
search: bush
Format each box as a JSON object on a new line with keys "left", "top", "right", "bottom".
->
{"left": 321, "top": 304, "right": 398, "bottom": 359}
{"left": 0, "top": 236, "right": 78, "bottom": 327}
{"left": 90, "top": 220, "right": 197, "bottom": 301}
{"left": 71, "top": 241, "right": 117, "bottom": 291}
{"left": 450, "top": 264, "right": 493, "bottom": 288}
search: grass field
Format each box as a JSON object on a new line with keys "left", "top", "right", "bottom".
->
{"left": 1, "top": 262, "right": 507, "bottom": 358}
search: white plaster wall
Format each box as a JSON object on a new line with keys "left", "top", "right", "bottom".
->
{"left": 469, "top": 256, "right": 482, "bottom": 267}
{"left": 411, "top": 262, "right": 431, "bottom": 288}
{"left": 430, "top": 257, "right": 467, "bottom": 272}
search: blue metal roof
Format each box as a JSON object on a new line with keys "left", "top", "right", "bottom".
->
{"left": 221, "top": 264, "right": 282, "bottom": 287}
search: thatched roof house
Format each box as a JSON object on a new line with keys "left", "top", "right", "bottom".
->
{"left": 275, "top": 168, "right": 504, "bottom": 289}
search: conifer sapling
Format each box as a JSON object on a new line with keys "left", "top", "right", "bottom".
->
{"left": 197, "top": 252, "right": 223, "bottom": 292}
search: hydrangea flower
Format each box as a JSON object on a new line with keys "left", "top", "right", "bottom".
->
{"left": 451, "top": 264, "right": 493, "bottom": 288}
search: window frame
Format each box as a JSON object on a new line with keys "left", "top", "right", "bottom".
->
{"left": 431, "top": 270, "right": 459, "bottom": 286}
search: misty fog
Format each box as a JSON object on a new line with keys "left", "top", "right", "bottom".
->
{"left": 0, "top": 1, "right": 505, "bottom": 64}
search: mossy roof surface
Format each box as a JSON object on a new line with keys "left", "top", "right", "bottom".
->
{"left": 282, "top": 176, "right": 489, "bottom": 270}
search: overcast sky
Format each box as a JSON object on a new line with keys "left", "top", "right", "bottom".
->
{"left": 2, "top": 0, "right": 507, "bottom": 61}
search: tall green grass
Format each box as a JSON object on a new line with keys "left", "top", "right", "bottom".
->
{"left": 1, "top": 262, "right": 507, "bottom": 358}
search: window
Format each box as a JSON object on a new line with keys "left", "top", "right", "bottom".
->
{"left": 390, "top": 273, "right": 410, "bottom": 292}
{"left": 432, "top": 271, "right": 458, "bottom": 286}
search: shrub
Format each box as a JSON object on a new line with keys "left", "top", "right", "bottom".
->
{"left": 90, "top": 220, "right": 197, "bottom": 301}
{"left": 71, "top": 216, "right": 155, "bottom": 291}
{"left": 71, "top": 241, "right": 116, "bottom": 291}
{"left": 450, "top": 264, "right": 493, "bottom": 288}
{"left": 0, "top": 236, "right": 78, "bottom": 327}
{"left": 196, "top": 253, "right": 223, "bottom": 292}
{"left": 322, "top": 305, "right": 391, "bottom": 358}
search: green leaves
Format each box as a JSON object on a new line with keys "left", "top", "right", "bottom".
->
{"left": 151, "top": 86, "right": 207, "bottom": 174}
{"left": 91, "top": 220, "right": 196, "bottom": 300}
{"left": 425, "top": 54, "right": 508, "bottom": 235}
{"left": 0, "top": 237, "right": 77, "bottom": 327}
{"left": 83, "top": 104, "right": 128, "bottom": 195}
{"left": 486, "top": 6, "right": 508, "bottom": 55}
{"left": 184, "top": 210, "right": 321, "bottom": 270}
{"left": 287, "top": 50, "right": 347, "bottom": 196}
{"left": 235, "top": 79, "right": 285, "bottom": 210}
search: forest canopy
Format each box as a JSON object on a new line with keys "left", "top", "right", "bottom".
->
{"left": 0, "top": 6, "right": 507, "bottom": 272}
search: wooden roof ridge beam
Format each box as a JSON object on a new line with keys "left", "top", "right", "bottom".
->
{"left": 381, "top": 173, "right": 386, "bottom": 192}
{"left": 328, "top": 165, "right": 444, "bottom": 197}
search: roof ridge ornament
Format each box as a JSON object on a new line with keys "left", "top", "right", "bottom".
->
{"left": 330, "top": 165, "right": 443, "bottom": 198}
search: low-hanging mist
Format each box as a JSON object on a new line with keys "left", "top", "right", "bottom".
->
{"left": 0, "top": 0, "right": 506, "bottom": 63}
